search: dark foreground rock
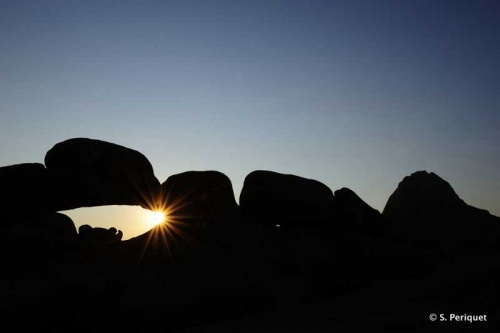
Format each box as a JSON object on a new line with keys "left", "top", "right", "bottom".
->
{"left": 1, "top": 166, "right": 500, "bottom": 332}
{"left": 4, "top": 212, "right": 77, "bottom": 243}
{"left": 0, "top": 212, "right": 451, "bottom": 332}
{"left": 239, "top": 170, "right": 336, "bottom": 228}
{"left": 181, "top": 253, "right": 500, "bottom": 332}
{"left": 45, "top": 138, "right": 161, "bottom": 210}
{"left": 0, "top": 212, "right": 78, "bottom": 285}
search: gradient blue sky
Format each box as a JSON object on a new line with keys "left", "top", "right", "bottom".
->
{"left": 1, "top": 0, "right": 499, "bottom": 238}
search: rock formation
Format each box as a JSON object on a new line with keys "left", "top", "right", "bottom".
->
{"left": 0, "top": 163, "right": 53, "bottom": 224}
{"left": 2, "top": 139, "right": 500, "bottom": 332}
{"left": 0, "top": 212, "right": 78, "bottom": 281}
{"left": 4, "top": 212, "right": 77, "bottom": 242}
{"left": 158, "top": 170, "right": 240, "bottom": 225}
{"left": 45, "top": 138, "right": 160, "bottom": 210}
{"left": 383, "top": 170, "right": 500, "bottom": 254}
{"left": 334, "top": 187, "right": 392, "bottom": 236}
{"left": 239, "top": 170, "right": 336, "bottom": 228}
{"left": 79, "top": 225, "right": 123, "bottom": 243}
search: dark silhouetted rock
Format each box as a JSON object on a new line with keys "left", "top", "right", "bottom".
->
{"left": 79, "top": 224, "right": 123, "bottom": 243}
{"left": 239, "top": 170, "right": 335, "bottom": 228}
{"left": 334, "top": 187, "right": 392, "bottom": 236}
{"left": 158, "top": 171, "right": 240, "bottom": 224}
{"left": 36, "top": 212, "right": 78, "bottom": 239}
{"left": 6, "top": 212, "right": 77, "bottom": 241}
{"left": 383, "top": 171, "right": 463, "bottom": 221}
{"left": 76, "top": 225, "right": 123, "bottom": 260}
{"left": 382, "top": 170, "right": 500, "bottom": 254}
{"left": 45, "top": 138, "right": 160, "bottom": 210}
{"left": 114, "top": 212, "right": 278, "bottom": 330}
{"left": 0, "top": 213, "right": 78, "bottom": 279}
{"left": 0, "top": 163, "right": 54, "bottom": 224}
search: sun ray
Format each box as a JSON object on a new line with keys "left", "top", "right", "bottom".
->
{"left": 133, "top": 184, "right": 210, "bottom": 270}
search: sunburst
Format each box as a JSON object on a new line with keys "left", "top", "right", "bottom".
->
{"left": 134, "top": 184, "right": 204, "bottom": 268}
{"left": 145, "top": 210, "right": 167, "bottom": 227}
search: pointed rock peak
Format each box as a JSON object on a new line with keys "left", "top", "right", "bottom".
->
{"left": 398, "top": 170, "right": 460, "bottom": 202}
{"left": 383, "top": 170, "right": 464, "bottom": 219}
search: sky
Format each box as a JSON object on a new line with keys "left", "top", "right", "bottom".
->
{"left": 1, "top": 0, "right": 499, "bottom": 239}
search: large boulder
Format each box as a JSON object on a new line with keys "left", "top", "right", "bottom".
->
{"left": 0, "top": 212, "right": 78, "bottom": 276}
{"left": 0, "top": 163, "right": 54, "bottom": 224}
{"left": 382, "top": 171, "right": 500, "bottom": 254}
{"left": 158, "top": 170, "right": 240, "bottom": 224}
{"left": 5, "top": 212, "right": 77, "bottom": 241}
{"left": 239, "top": 170, "right": 335, "bottom": 228}
{"left": 45, "top": 138, "right": 161, "bottom": 210}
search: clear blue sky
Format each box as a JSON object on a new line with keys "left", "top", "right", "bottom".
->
{"left": 1, "top": 0, "right": 499, "bottom": 238}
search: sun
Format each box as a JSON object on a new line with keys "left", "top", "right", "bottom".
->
{"left": 145, "top": 210, "right": 167, "bottom": 227}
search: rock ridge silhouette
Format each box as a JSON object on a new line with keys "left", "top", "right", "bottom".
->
{"left": 1, "top": 138, "right": 499, "bottom": 332}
